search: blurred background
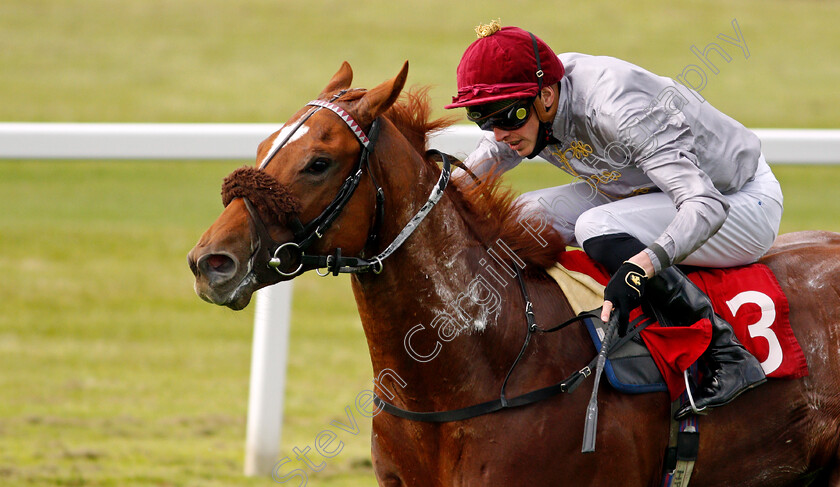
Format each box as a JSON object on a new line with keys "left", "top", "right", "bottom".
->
{"left": 1, "top": 1, "right": 838, "bottom": 485}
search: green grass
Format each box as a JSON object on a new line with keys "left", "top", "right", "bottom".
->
{"left": 1, "top": 0, "right": 839, "bottom": 485}
{"left": 0, "top": 160, "right": 373, "bottom": 486}
{"left": 2, "top": 161, "right": 839, "bottom": 487}
{"left": 1, "top": 0, "right": 839, "bottom": 127}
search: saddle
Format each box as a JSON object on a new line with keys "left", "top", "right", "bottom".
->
{"left": 582, "top": 312, "right": 668, "bottom": 394}
{"left": 549, "top": 250, "right": 808, "bottom": 399}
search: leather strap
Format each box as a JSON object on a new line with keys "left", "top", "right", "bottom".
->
{"left": 373, "top": 310, "right": 657, "bottom": 423}
{"left": 663, "top": 393, "right": 699, "bottom": 487}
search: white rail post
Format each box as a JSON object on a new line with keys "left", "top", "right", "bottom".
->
{"left": 244, "top": 281, "right": 294, "bottom": 476}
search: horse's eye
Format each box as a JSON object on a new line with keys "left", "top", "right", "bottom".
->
{"left": 305, "top": 158, "right": 331, "bottom": 175}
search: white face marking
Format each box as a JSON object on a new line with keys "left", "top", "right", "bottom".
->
{"left": 260, "top": 122, "right": 310, "bottom": 167}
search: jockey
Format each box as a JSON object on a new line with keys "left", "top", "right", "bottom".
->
{"left": 444, "top": 22, "right": 783, "bottom": 420}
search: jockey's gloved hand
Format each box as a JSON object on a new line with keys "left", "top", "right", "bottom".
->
{"left": 604, "top": 261, "right": 648, "bottom": 336}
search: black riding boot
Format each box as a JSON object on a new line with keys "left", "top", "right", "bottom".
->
{"left": 645, "top": 267, "right": 767, "bottom": 420}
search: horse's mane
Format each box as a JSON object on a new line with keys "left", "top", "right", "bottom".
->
{"left": 338, "top": 87, "right": 568, "bottom": 268}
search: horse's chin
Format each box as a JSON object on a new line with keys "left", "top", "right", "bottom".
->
{"left": 224, "top": 294, "right": 253, "bottom": 311}
{"left": 194, "top": 272, "right": 257, "bottom": 311}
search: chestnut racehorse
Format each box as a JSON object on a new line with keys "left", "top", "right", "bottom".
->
{"left": 188, "top": 62, "right": 840, "bottom": 486}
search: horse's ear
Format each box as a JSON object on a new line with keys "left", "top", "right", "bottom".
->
{"left": 356, "top": 61, "right": 408, "bottom": 126}
{"left": 319, "top": 61, "right": 354, "bottom": 98}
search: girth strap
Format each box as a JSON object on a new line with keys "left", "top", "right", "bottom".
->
{"left": 374, "top": 372, "right": 583, "bottom": 423}
{"left": 662, "top": 368, "right": 700, "bottom": 487}
{"left": 374, "top": 308, "right": 657, "bottom": 423}
{"left": 373, "top": 312, "right": 600, "bottom": 423}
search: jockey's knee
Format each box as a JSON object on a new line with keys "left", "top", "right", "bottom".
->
{"left": 749, "top": 227, "right": 778, "bottom": 263}
{"left": 580, "top": 233, "right": 646, "bottom": 274}
{"left": 574, "top": 206, "right": 627, "bottom": 246}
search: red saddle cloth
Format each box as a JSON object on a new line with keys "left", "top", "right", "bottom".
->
{"left": 558, "top": 250, "right": 809, "bottom": 399}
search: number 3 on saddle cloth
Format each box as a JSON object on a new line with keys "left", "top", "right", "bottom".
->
{"left": 549, "top": 250, "right": 809, "bottom": 400}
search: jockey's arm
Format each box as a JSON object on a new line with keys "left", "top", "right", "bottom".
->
{"left": 459, "top": 131, "right": 524, "bottom": 180}
{"left": 596, "top": 108, "right": 731, "bottom": 275}
{"left": 597, "top": 121, "right": 729, "bottom": 322}
{"left": 636, "top": 143, "right": 730, "bottom": 273}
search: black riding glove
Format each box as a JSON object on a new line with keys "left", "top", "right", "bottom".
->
{"left": 604, "top": 261, "right": 648, "bottom": 336}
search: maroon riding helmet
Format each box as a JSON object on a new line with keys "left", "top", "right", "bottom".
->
{"left": 445, "top": 25, "right": 565, "bottom": 110}
{"left": 446, "top": 25, "right": 565, "bottom": 157}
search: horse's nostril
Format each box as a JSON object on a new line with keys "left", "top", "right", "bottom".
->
{"left": 207, "top": 254, "right": 235, "bottom": 274}
{"left": 196, "top": 253, "right": 238, "bottom": 284}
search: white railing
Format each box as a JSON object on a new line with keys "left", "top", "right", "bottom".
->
{"left": 2, "top": 122, "right": 840, "bottom": 164}
{"left": 2, "top": 123, "right": 838, "bottom": 477}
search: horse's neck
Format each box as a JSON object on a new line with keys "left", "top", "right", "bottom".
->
{"left": 350, "top": 147, "right": 576, "bottom": 407}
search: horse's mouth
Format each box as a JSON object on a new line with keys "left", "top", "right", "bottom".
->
{"left": 195, "top": 271, "right": 257, "bottom": 310}
{"left": 223, "top": 294, "right": 253, "bottom": 311}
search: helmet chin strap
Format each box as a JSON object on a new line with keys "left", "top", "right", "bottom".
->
{"left": 525, "top": 120, "right": 555, "bottom": 159}
{"left": 526, "top": 89, "right": 559, "bottom": 159}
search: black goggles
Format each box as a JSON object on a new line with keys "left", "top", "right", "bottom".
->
{"left": 466, "top": 98, "right": 535, "bottom": 131}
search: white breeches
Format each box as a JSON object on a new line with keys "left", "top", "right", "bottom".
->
{"left": 518, "top": 155, "right": 783, "bottom": 268}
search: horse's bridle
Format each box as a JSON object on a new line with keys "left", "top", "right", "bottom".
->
{"left": 238, "top": 91, "right": 452, "bottom": 281}
{"left": 234, "top": 91, "right": 632, "bottom": 427}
